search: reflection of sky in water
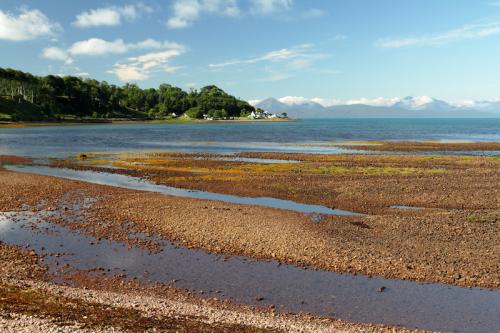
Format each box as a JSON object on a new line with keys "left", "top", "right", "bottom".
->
{"left": 0, "top": 119, "right": 499, "bottom": 158}
{"left": 6, "top": 165, "right": 364, "bottom": 216}
{"left": 0, "top": 211, "right": 499, "bottom": 333}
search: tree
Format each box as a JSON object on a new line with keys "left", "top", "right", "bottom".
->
{"left": 185, "top": 106, "right": 204, "bottom": 119}
{"left": 0, "top": 66, "right": 254, "bottom": 121}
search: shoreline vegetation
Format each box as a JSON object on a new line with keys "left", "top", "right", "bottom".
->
{"left": 0, "top": 116, "right": 294, "bottom": 128}
{"left": 0, "top": 67, "right": 288, "bottom": 124}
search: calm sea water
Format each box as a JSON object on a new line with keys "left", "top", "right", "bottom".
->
{"left": 0, "top": 118, "right": 499, "bottom": 157}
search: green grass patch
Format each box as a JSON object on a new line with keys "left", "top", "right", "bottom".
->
{"left": 467, "top": 211, "right": 500, "bottom": 225}
{"left": 148, "top": 117, "right": 195, "bottom": 124}
{"left": 295, "top": 165, "right": 446, "bottom": 176}
{"left": 0, "top": 97, "right": 48, "bottom": 121}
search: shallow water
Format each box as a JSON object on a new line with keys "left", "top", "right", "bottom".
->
{"left": 389, "top": 205, "right": 424, "bottom": 210}
{"left": 1, "top": 119, "right": 499, "bottom": 157}
{"left": 6, "top": 165, "right": 364, "bottom": 216}
{"left": 0, "top": 211, "right": 498, "bottom": 333}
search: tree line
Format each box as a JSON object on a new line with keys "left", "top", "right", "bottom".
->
{"left": 0, "top": 67, "right": 256, "bottom": 121}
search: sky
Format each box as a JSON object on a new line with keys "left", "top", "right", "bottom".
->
{"left": 1, "top": 0, "right": 500, "bottom": 106}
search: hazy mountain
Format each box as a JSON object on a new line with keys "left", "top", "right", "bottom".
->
{"left": 253, "top": 97, "right": 500, "bottom": 118}
{"left": 392, "top": 96, "right": 456, "bottom": 112}
{"left": 253, "top": 98, "right": 289, "bottom": 113}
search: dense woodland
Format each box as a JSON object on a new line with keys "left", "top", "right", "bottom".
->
{"left": 0, "top": 67, "right": 256, "bottom": 121}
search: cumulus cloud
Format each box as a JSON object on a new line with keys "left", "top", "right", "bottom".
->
{"left": 166, "top": 0, "right": 240, "bottom": 29}
{"left": 67, "top": 38, "right": 183, "bottom": 56}
{"left": 74, "top": 4, "right": 152, "bottom": 28}
{"left": 109, "top": 64, "right": 150, "bottom": 81}
{"left": 0, "top": 8, "right": 60, "bottom": 41}
{"left": 109, "top": 45, "right": 186, "bottom": 81}
{"left": 69, "top": 38, "right": 128, "bottom": 56}
{"left": 41, "top": 47, "right": 73, "bottom": 64}
{"left": 376, "top": 21, "right": 500, "bottom": 48}
{"left": 250, "top": 0, "right": 293, "bottom": 15}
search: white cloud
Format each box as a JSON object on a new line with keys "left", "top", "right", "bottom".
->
{"left": 250, "top": 0, "right": 293, "bottom": 15}
{"left": 41, "top": 47, "right": 73, "bottom": 64}
{"left": 253, "top": 96, "right": 500, "bottom": 110}
{"left": 287, "top": 58, "right": 312, "bottom": 70}
{"left": 68, "top": 38, "right": 183, "bottom": 57}
{"left": 166, "top": 0, "right": 240, "bottom": 29}
{"left": 129, "top": 49, "right": 185, "bottom": 68}
{"left": 69, "top": 38, "right": 129, "bottom": 56}
{"left": 278, "top": 96, "right": 311, "bottom": 105}
{"left": 247, "top": 99, "right": 261, "bottom": 106}
{"left": 109, "top": 64, "right": 150, "bottom": 81}
{"left": 376, "top": 21, "right": 500, "bottom": 48}
{"left": 210, "top": 43, "right": 327, "bottom": 82}
{"left": 301, "top": 8, "right": 326, "bottom": 19}
{"left": 109, "top": 46, "right": 186, "bottom": 81}
{"left": 74, "top": 4, "right": 152, "bottom": 28}
{"left": 209, "top": 44, "right": 321, "bottom": 69}
{"left": 0, "top": 8, "right": 60, "bottom": 41}
{"left": 272, "top": 96, "right": 403, "bottom": 107}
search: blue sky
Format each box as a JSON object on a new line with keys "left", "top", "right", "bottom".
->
{"left": 1, "top": 0, "right": 500, "bottom": 106}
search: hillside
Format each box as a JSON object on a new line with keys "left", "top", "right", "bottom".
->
{"left": 0, "top": 67, "right": 255, "bottom": 122}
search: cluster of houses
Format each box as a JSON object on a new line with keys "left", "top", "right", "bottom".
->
{"left": 198, "top": 109, "right": 287, "bottom": 120}
{"left": 248, "top": 110, "right": 287, "bottom": 119}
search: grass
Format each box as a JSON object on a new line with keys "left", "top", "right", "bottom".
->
{"left": 147, "top": 117, "right": 196, "bottom": 124}
{"left": 0, "top": 97, "right": 46, "bottom": 121}
{"left": 0, "top": 112, "right": 12, "bottom": 120}
{"left": 87, "top": 153, "right": 448, "bottom": 178}
{"left": 302, "top": 165, "right": 446, "bottom": 176}
{"left": 466, "top": 211, "right": 500, "bottom": 225}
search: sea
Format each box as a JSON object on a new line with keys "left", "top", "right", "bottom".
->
{"left": 0, "top": 118, "right": 499, "bottom": 157}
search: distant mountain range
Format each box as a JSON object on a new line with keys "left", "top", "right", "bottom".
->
{"left": 252, "top": 96, "right": 500, "bottom": 118}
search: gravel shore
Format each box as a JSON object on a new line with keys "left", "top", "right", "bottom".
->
{"left": 0, "top": 151, "right": 498, "bottom": 332}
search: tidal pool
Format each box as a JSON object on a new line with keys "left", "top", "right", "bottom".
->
{"left": 6, "top": 165, "right": 364, "bottom": 216}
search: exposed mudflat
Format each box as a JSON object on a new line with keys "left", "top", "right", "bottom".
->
{"left": 2, "top": 164, "right": 499, "bottom": 289}
{"left": 41, "top": 150, "right": 500, "bottom": 287}
{"left": 333, "top": 141, "right": 500, "bottom": 152}
{"left": 1, "top": 148, "right": 499, "bottom": 332}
